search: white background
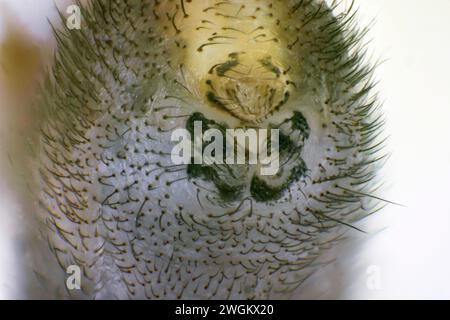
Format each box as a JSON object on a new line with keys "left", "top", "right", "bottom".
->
{"left": 0, "top": 0, "right": 450, "bottom": 299}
